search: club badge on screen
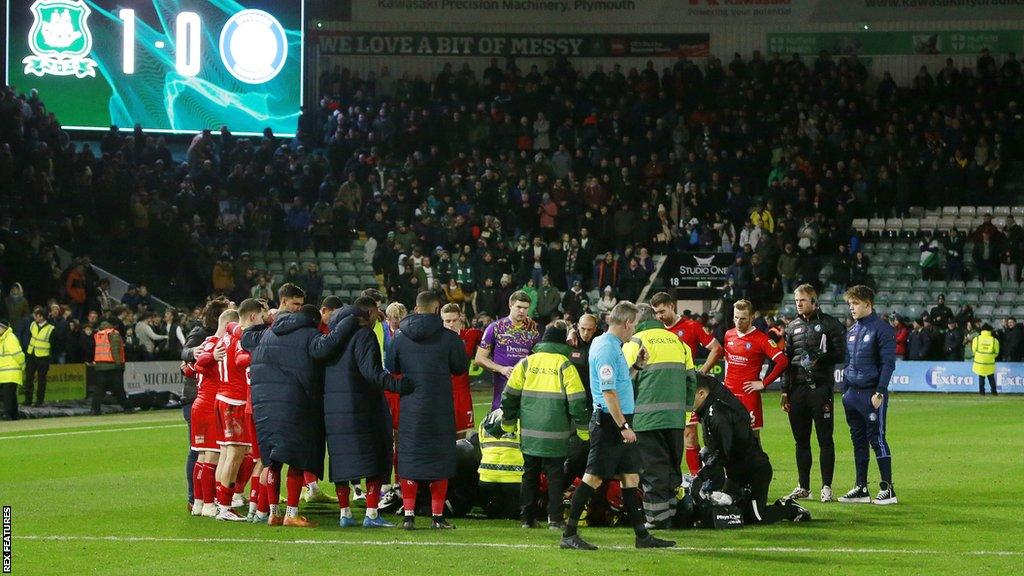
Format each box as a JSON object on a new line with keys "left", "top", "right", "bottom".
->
{"left": 220, "top": 9, "right": 288, "bottom": 85}
{"left": 23, "top": 0, "right": 98, "bottom": 78}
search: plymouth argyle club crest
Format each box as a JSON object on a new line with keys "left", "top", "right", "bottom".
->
{"left": 22, "top": 0, "right": 98, "bottom": 79}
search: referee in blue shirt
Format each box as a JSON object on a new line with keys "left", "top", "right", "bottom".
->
{"left": 839, "top": 286, "right": 898, "bottom": 505}
{"left": 560, "top": 302, "right": 675, "bottom": 550}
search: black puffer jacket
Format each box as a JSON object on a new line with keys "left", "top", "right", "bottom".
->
{"left": 323, "top": 308, "right": 411, "bottom": 483}
{"left": 782, "top": 310, "right": 846, "bottom": 390}
{"left": 694, "top": 374, "right": 770, "bottom": 493}
{"left": 248, "top": 310, "right": 358, "bottom": 474}
{"left": 385, "top": 313, "right": 468, "bottom": 481}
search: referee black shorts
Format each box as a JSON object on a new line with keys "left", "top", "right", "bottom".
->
{"left": 585, "top": 411, "right": 640, "bottom": 479}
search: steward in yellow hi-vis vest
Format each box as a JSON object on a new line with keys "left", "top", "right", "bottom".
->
{"left": 24, "top": 307, "right": 54, "bottom": 406}
{"left": 971, "top": 327, "right": 999, "bottom": 395}
{"left": 0, "top": 319, "right": 26, "bottom": 420}
{"left": 621, "top": 306, "right": 696, "bottom": 528}
{"left": 494, "top": 323, "right": 588, "bottom": 526}
{"left": 477, "top": 410, "right": 524, "bottom": 519}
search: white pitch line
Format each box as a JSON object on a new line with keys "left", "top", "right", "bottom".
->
{"left": 15, "top": 535, "right": 1022, "bottom": 557}
{"left": 0, "top": 423, "right": 182, "bottom": 440}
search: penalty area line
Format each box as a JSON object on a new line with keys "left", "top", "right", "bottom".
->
{"left": 15, "top": 535, "right": 1022, "bottom": 557}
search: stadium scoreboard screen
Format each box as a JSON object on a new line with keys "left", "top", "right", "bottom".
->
{"left": 5, "top": 0, "right": 304, "bottom": 136}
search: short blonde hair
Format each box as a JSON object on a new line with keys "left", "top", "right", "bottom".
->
{"left": 385, "top": 302, "right": 407, "bottom": 320}
{"left": 733, "top": 300, "right": 753, "bottom": 314}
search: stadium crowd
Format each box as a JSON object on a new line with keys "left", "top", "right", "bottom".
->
{"left": 3, "top": 48, "right": 1024, "bottom": 420}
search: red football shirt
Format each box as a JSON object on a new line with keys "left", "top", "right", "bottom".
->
{"left": 215, "top": 323, "right": 247, "bottom": 405}
{"left": 665, "top": 317, "right": 716, "bottom": 359}
{"left": 452, "top": 328, "right": 483, "bottom": 393}
{"left": 192, "top": 336, "right": 223, "bottom": 404}
{"left": 723, "top": 327, "right": 788, "bottom": 392}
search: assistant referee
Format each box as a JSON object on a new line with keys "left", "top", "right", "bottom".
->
{"left": 781, "top": 284, "right": 846, "bottom": 503}
{"left": 559, "top": 302, "right": 675, "bottom": 551}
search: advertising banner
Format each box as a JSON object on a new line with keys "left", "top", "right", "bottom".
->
{"left": 768, "top": 30, "right": 1024, "bottom": 57}
{"left": 335, "top": 0, "right": 1024, "bottom": 24}
{"left": 314, "top": 31, "right": 710, "bottom": 58}
{"left": 123, "top": 361, "right": 186, "bottom": 396}
{"left": 46, "top": 363, "right": 88, "bottom": 401}
{"left": 664, "top": 252, "right": 733, "bottom": 288}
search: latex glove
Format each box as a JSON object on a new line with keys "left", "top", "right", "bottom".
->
{"left": 709, "top": 491, "right": 734, "bottom": 506}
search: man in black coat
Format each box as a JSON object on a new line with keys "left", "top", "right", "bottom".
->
{"left": 385, "top": 290, "right": 469, "bottom": 530}
{"left": 943, "top": 320, "right": 964, "bottom": 361}
{"left": 999, "top": 317, "right": 1023, "bottom": 361}
{"left": 245, "top": 304, "right": 359, "bottom": 527}
{"left": 907, "top": 318, "right": 932, "bottom": 361}
{"left": 324, "top": 297, "right": 413, "bottom": 528}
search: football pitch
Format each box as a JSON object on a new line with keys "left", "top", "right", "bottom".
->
{"left": 1, "top": 391, "right": 1021, "bottom": 575}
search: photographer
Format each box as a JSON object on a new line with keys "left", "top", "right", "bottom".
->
{"left": 780, "top": 284, "right": 846, "bottom": 503}
{"left": 692, "top": 373, "right": 810, "bottom": 524}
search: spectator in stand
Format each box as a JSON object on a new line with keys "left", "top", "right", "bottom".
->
{"left": 212, "top": 253, "right": 236, "bottom": 295}
{"left": 973, "top": 231, "right": 1000, "bottom": 283}
{"left": 907, "top": 318, "right": 931, "bottom": 361}
{"left": 943, "top": 229, "right": 965, "bottom": 281}
{"left": 943, "top": 319, "right": 964, "bottom": 361}
{"left": 891, "top": 315, "right": 909, "bottom": 361}
{"left": 998, "top": 317, "right": 1022, "bottom": 362}
{"left": 777, "top": 243, "right": 801, "bottom": 295}
{"left": 919, "top": 231, "right": 941, "bottom": 281}
{"left": 596, "top": 286, "right": 617, "bottom": 316}
{"left": 64, "top": 263, "right": 87, "bottom": 320}
{"left": 135, "top": 312, "right": 168, "bottom": 361}
{"left": 5, "top": 283, "right": 30, "bottom": 327}
{"left": 850, "top": 251, "right": 872, "bottom": 289}
{"left": 829, "top": 244, "right": 852, "bottom": 298}
{"left": 929, "top": 295, "right": 953, "bottom": 328}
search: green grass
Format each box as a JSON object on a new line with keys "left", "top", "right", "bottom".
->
{"left": 1, "top": 392, "right": 1022, "bottom": 575}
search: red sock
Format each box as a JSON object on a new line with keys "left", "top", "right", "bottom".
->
{"left": 685, "top": 446, "right": 701, "bottom": 476}
{"left": 235, "top": 455, "right": 256, "bottom": 492}
{"left": 365, "top": 478, "right": 382, "bottom": 509}
{"left": 401, "top": 479, "right": 418, "bottom": 512}
{"left": 249, "top": 475, "right": 259, "bottom": 502}
{"left": 286, "top": 467, "right": 304, "bottom": 507}
{"left": 216, "top": 482, "right": 232, "bottom": 507}
{"left": 192, "top": 463, "right": 205, "bottom": 503}
{"left": 257, "top": 478, "right": 270, "bottom": 513}
{"left": 266, "top": 467, "right": 281, "bottom": 507}
{"left": 429, "top": 479, "right": 448, "bottom": 516}
{"left": 303, "top": 470, "right": 318, "bottom": 486}
{"left": 335, "top": 484, "right": 350, "bottom": 508}
{"left": 202, "top": 464, "right": 217, "bottom": 505}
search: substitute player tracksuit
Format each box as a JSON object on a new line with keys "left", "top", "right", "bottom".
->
{"left": 842, "top": 311, "right": 896, "bottom": 490}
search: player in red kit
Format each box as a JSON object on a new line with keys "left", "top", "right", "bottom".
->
{"left": 650, "top": 292, "right": 724, "bottom": 476}
{"left": 208, "top": 309, "right": 250, "bottom": 521}
{"left": 723, "top": 300, "right": 789, "bottom": 438}
{"left": 189, "top": 308, "right": 239, "bottom": 518}
{"left": 441, "top": 304, "right": 481, "bottom": 439}
{"left": 234, "top": 299, "right": 268, "bottom": 522}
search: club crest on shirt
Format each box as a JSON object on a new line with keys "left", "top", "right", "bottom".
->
{"left": 869, "top": 412, "right": 877, "bottom": 422}
{"left": 794, "top": 327, "right": 804, "bottom": 334}
{"left": 598, "top": 364, "right": 614, "bottom": 381}
{"left": 814, "top": 325, "right": 822, "bottom": 332}
{"left": 863, "top": 334, "right": 872, "bottom": 342}
{"left": 744, "top": 342, "right": 752, "bottom": 349}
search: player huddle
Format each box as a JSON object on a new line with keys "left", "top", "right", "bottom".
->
{"left": 183, "top": 280, "right": 896, "bottom": 533}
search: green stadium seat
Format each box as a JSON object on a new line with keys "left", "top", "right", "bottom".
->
{"left": 338, "top": 262, "right": 356, "bottom": 273}
{"left": 996, "top": 292, "right": 1016, "bottom": 304}
{"left": 324, "top": 275, "right": 342, "bottom": 289}
{"left": 342, "top": 275, "right": 361, "bottom": 289}
{"left": 320, "top": 262, "right": 338, "bottom": 274}
{"left": 979, "top": 292, "right": 998, "bottom": 305}
{"left": 359, "top": 275, "right": 379, "bottom": 288}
